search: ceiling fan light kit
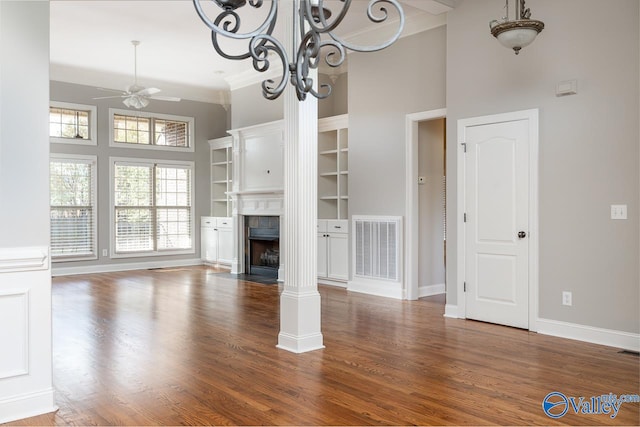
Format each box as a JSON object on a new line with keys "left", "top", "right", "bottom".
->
{"left": 192, "top": 0, "right": 405, "bottom": 101}
{"left": 92, "top": 40, "right": 181, "bottom": 109}
{"left": 490, "top": 0, "right": 544, "bottom": 55}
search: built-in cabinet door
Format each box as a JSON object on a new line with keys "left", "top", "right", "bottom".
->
{"left": 201, "top": 227, "right": 218, "bottom": 263}
{"left": 327, "top": 233, "right": 348, "bottom": 281}
{"left": 217, "top": 227, "right": 234, "bottom": 264}
{"left": 317, "top": 233, "right": 328, "bottom": 278}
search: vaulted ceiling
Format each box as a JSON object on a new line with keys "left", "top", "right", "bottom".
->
{"left": 50, "top": 0, "right": 454, "bottom": 103}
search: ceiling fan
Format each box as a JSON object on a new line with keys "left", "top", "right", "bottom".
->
{"left": 93, "top": 40, "right": 181, "bottom": 109}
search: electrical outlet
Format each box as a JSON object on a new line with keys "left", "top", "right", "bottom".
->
{"left": 102, "top": 249, "right": 108, "bottom": 257}
{"left": 562, "top": 291, "right": 572, "bottom": 306}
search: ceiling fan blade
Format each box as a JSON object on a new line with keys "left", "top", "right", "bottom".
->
{"left": 137, "top": 87, "right": 161, "bottom": 96}
{"left": 96, "top": 87, "right": 126, "bottom": 94}
{"left": 92, "top": 95, "right": 127, "bottom": 100}
{"left": 149, "top": 96, "right": 181, "bottom": 102}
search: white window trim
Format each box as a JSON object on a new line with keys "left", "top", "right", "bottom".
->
{"left": 50, "top": 101, "right": 98, "bottom": 146}
{"left": 50, "top": 153, "right": 98, "bottom": 262}
{"left": 109, "top": 156, "right": 196, "bottom": 259}
{"left": 108, "top": 108, "right": 195, "bottom": 152}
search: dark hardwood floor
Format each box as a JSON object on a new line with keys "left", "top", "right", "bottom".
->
{"left": 5, "top": 266, "right": 639, "bottom": 425}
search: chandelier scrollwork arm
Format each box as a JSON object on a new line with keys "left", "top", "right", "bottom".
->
{"left": 193, "top": 0, "right": 404, "bottom": 101}
{"left": 193, "top": 0, "right": 277, "bottom": 40}
{"left": 248, "top": 34, "right": 289, "bottom": 100}
{"left": 301, "top": 0, "right": 353, "bottom": 35}
{"left": 327, "top": 0, "right": 405, "bottom": 53}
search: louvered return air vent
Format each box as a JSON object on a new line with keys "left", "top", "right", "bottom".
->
{"left": 350, "top": 216, "right": 403, "bottom": 299}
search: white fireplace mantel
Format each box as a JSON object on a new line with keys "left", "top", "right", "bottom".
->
{"left": 229, "top": 189, "right": 284, "bottom": 217}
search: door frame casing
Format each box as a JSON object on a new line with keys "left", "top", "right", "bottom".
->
{"left": 457, "top": 109, "right": 540, "bottom": 331}
{"left": 405, "top": 108, "right": 447, "bottom": 301}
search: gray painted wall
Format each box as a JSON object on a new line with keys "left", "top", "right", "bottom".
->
{"left": 50, "top": 81, "right": 229, "bottom": 269}
{"left": 446, "top": 0, "right": 639, "bottom": 333}
{"left": 348, "top": 27, "right": 447, "bottom": 217}
{"left": 231, "top": 84, "right": 284, "bottom": 129}
{"left": 0, "top": 1, "right": 50, "bottom": 248}
{"left": 319, "top": 73, "right": 348, "bottom": 119}
{"left": 418, "top": 119, "right": 446, "bottom": 289}
{"left": 230, "top": 72, "right": 348, "bottom": 128}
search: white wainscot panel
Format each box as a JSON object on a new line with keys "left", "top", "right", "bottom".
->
{"left": 0, "top": 290, "right": 29, "bottom": 379}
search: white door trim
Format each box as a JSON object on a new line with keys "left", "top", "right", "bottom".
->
{"left": 405, "top": 108, "right": 447, "bottom": 300}
{"left": 457, "top": 109, "right": 539, "bottom": 331}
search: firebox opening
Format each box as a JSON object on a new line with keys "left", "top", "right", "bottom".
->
{"left": 245, "top": 216, "right": 280, "bottom": 279}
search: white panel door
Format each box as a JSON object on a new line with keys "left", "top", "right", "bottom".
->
{"left": 464, "top": 119, "right": 530, "bottom": 329}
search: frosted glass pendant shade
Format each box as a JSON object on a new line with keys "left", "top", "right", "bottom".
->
{"left": 491, "top": 19, "right": 545, "bottom": 55}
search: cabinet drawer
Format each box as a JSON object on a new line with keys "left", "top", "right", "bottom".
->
{"left": 327, "top": 220, "right": 348, "bottom": 234}
{"left": 201, "top": 216, "right": 216, "bottom": 228}
{"left": 317, "top": 220, "right": 328, "bottom": 233}
{"left": 216, "top": 217, "right": 233, "bottom": 228}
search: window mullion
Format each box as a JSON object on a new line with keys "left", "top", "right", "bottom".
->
{"left": 152, "top": 163, "right": 158, "bottom": 252}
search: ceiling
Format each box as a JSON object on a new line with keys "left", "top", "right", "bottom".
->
{"left": 50, "top": 0, "right": 454, "bottom": 104}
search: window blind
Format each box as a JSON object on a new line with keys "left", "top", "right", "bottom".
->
{"left": 50, "top": 156, "right": 97, "bottom": 260}
{"left": 114, "top": 162, "right": 192, "bottom": 254}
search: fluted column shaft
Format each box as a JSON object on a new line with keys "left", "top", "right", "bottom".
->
{"left": 277, "top": 0, "right": 324, "bottom": 353}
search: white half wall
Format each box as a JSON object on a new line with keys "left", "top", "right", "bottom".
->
{"left": 0, "top": 2, "right": 55, "bottom": 422}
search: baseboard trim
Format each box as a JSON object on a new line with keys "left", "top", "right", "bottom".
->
{"left": 318, "top": 278, "right": 347, "bottom": 289}
{"left": 276, "top": 332, "right": 325, "bottom": 354}
{"left": 347, "top": 278, "right": 404, "bottom": 299}
{"left": 52, "top": 258, "right": 203, "bottom": 276}
{"left": 0, "top": 388, "right": 57, "bottom": 424}
{"left": 419, "top": 283, "right": 445, "bottom": 298}
{"left": 444, "top": 304, "right": 460, "bottom": 319}
{"left": 537, "top": 318, "right": 640, "bottom": 352}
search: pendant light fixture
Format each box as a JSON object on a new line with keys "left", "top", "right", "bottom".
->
{"left": 192, "top": 0, "right": 405, "bottom": 101}
{"left": 490, "top": 0, "right": 544, "bottom": 55}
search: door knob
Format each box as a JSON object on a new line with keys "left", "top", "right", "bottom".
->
{"left": 518, "top": 231, "right": 527, "bottom": 239}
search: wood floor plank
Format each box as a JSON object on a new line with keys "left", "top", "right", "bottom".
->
{"left": 3, "top": 266, "right": 638, "bottom": 426}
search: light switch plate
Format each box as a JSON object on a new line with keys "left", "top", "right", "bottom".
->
{"left": 611, "top": 205, "right": 627, "bottom": 220}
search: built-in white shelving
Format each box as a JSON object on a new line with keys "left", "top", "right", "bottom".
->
{"left": 208, "top": 136, "right": 233, "bottom": 217}
{"left": 318, "top": 114, "right": 348, "bottom": 220}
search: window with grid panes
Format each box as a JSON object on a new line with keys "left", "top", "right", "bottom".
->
{"left": 110, "top": 109, "right": 193, "bottom": 151}
{"left": 50, "top": 154, "right": 97, "bottom": 261}
{"left": 113, "top": 159, "right": 193, "bottom": 255}
{"left": 50, "top": 102, "right": 97, "bottom": 145}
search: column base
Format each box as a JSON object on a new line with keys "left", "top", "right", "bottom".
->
{"left": 276, "top": 332, "right": 325, "bottom": 353}
{"left": 277, "top": 290, "right": 324, "bottom": 353}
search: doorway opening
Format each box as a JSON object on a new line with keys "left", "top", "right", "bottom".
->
{"left": 417, "top": 118, "right": 446, "bottom": 298}
{"left": 405, "top": 108, "right": 447, "bottom": 301}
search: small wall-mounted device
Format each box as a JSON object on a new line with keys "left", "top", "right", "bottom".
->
{"left": 556, "top": 79, "right": 578, "bottom": 97}
{"left": 562, "top": 291, "right": 572, "bottom": 306}
{"left": 611, "top": 204, "right": 628, "bottom": 220}
{"left": 418, "top": 176, "right": 426, "bottom": 185}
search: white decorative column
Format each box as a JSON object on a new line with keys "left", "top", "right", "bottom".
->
{"left": 277, "top": 0, "right": 324, "bottom": 353}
